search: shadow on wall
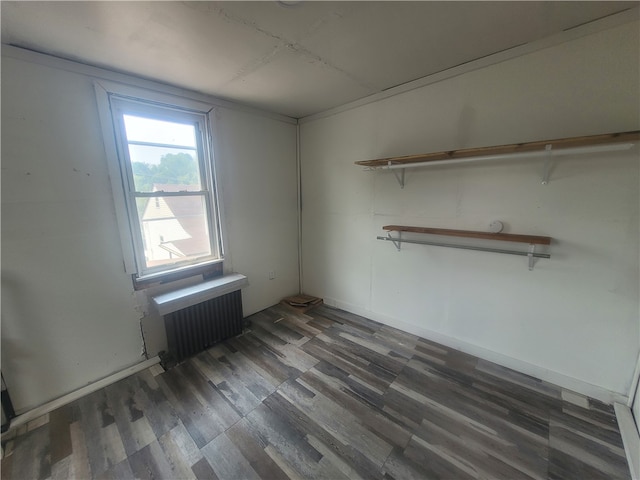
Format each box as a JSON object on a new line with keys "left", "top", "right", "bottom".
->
{"left": 383, "top": 104, "right": 478, "bottom": 156}
{"left": 1, "top": 273, "right": 62, "bottom": 413}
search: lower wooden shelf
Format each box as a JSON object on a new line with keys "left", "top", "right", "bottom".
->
{"left": 383, "top": 225, "right": 551, "bottom": 245}
{"left": 380, "top": 225, "right": 551, "bottom": 270}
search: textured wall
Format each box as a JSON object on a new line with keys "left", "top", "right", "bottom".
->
{"left": 1, "top": 52, "right": 298, "bottom": 412}
{"left": 300, "top": 22, "right": 640, "bottom": 398}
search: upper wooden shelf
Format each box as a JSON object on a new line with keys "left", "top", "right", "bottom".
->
{"left": 356, "top": 130, "right": 640, "bottom": 168}
{"left": 383, "top": 225, "right": 551, "bottom": 245}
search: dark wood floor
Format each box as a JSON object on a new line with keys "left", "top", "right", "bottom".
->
{"left": 1, "top": 304, "right": 631, "bottom": 480}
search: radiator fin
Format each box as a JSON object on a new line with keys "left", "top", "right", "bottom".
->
{"left": 164, "top": 290, "right": 243, "bottom": 362}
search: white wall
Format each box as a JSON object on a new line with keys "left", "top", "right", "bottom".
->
{"left": 1, "top": 50, "right": 298, "bottom": 412}
{"left": 300, "top": 22, "right": 640, "bottom": 399}
{"left": 214, "top": 106, "right": 299, "bottom": 315}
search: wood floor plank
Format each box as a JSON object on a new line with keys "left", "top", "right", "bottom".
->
{"left": 76, "top": 390, "right": 127, "bottom": 477}
{"left": 227, "top": 334, "right": 304, "bottom": 385}
{"left": 243, "top": 401, "right": 327, "bottom": 479}
{"left": 50, "top": 454, "right": 72, "bottom": 480}
{"left": 248, "top": 322, "right": 321, "bottom": 373}
{"left": 155, "top": 367, "right": 226, "bottom": 448}
{"left": 403, "top": 434, "right": 479, "bottom": 480}
{"left": 300, "top": 368, "right": 412, "bottom": 449}
{"left": 388, "top": 375, "right": 550, "bottom": 465}
{"left": 2, "top": 303, "right": 632, "bottom": 480}
{"left": 548, "top": 447, "right": 624, "bottom": 480}
{"left": 414, "top": 398, "right": 546, "bottom": 479}
{"left": 128, "top": 441, "right": 177, "bottom": 480}
{"left": 402, "top": 358, "right": 556, "bottom": 444}
{"left": 127, "top": 370, "right": 180, "bottom": 439}
{"left": 66, "top": 421, "right": 92, "bottom": 479}
{"left": 549, "top": 407, "right": 625, "bottom": 449}
{"left": 251, "top": 312, "right": 308, "bottom": 345}
{"left": 561, "top": 400, "right": 622, "bottom": 432}
{"left": 6, "top": 424, "right": 51, "bottom": 480}
{"left": 159, "top": 423, "right": 203, "bottom": 468}
{"left": 201, "top": 432, "right": 262, "bottom": 480}
{"left": 156, "top": 429, "right": 199, "bottom": 480}
{"left": 276, "top": 380, "right": 393, "bottom": 468}
{"left": 248, "top": 323, "right": 290, "bottom": 349}
{"left": 177, "top": 361, "right": 241, "bottom": 428}
{"left": 302, "top": 337, "right": 394, "bottom": 392}
{"left": 263, "top": 389, "right": 386, "bottom": 480}
{"left": 226, "top": 419, "right": 291, "bottom": 480}
{"left": 549, "top": 419, "right": 630, "bottom": 479}
{"left": 312, "top": 306, "right": 379, "bottom": 335}
{"left": 476, "top": 359, "right": 562, "bottom": 399}
{"left": 268, "top": 305, "right": 320, "bottom": 334}
{"left": 249, "top": 399, "right": 323, "bottom": 460}
{"left": 414, "top": 417, "right": 543, "bottom": 480}
{"left": 375, "top": 325, "right": 419, "bottom": 350}
{"left": 306, "top": 433, "right": 365, "bottom": 480}
{"left": 48, "top": 405, "right": 72, "bottom": 465}
{"left": 104, "top": 379, "right": 156, "bottom": 457}
{"left": 95, "top": 457, "right": 136, "bottom": 480}
{"left": 396, "top": 361, "right": 552, "bottom": 441}
{"left": 270, "top": 312, "right": 324, "bottom": 339}
{"left": 204, "top": 345, "right": 277, "bottom": 401}
{"left": 1, "top": 449, "right": 14, "bottom": 480}
{"left": 319, "top": 328, "right": 408, "bottom": 375}
{"left": 191, "top": 457, "right": 220, "bottom": 480}
{"left": 381, "top": 447, "right": 440, "bottom": 480}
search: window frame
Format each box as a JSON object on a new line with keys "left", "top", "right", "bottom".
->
{"left": 95, "top": 81, "right": 225, "bottom": 283}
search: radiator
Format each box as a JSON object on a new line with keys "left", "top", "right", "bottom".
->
{"left": 163, "top": 290, "right": 243, "bottom": 363}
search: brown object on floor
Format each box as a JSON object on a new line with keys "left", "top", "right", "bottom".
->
{"left": 280, "top": 294, "right": 323, "bottom": 313}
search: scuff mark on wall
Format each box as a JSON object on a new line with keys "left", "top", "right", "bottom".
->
{"left": 139, "top": 321, "right": 148, "bottom": 358}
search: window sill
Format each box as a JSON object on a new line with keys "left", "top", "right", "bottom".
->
{"left": 133, "top": 261, "right": 223, "bottom": 290}
{"left": 151, "top": 273, "right": 248, "bottom": 316}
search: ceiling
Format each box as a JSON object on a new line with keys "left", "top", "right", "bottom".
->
{"left": 1, "top": 1, "right": 636, "bottom": 118}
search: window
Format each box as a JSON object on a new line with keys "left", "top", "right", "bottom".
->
{"left": 103, "top": 92, "right": 223, "bottom": 282}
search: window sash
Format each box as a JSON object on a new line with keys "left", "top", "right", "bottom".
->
{"left": 109, "top": 95, "right": 222, "bottom": 279}
{"left": 132, "top": 191, "right": 214, "bottom": 276}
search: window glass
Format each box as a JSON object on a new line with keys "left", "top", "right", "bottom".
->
{"left": 123, "top": 115, "right": 196, "bottom": 147}
{"left": 107, "top": 97, "right": 221, "bottom": 279}
{"left": 135, "top": 195, "right": 212, "bottom": 270}
{"left": 127, "top": 145, "right": 201, "bottom": 192}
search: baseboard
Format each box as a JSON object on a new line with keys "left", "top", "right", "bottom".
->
{"left": 323, "top": 297, "right": 628, "bottom": 405}
{"left": 614, "top": 403, "right": 640, "bottom": 480}
{"left": 3, "top": 356, "right": 160, "bottom": 435}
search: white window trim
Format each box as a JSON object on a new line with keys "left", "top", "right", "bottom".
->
{"left": 94, "top": 79, "right": 225, "bottom": 279}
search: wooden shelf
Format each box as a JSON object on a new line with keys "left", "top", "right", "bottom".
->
{"left": 383, "top": 225, "right": 551, "bottom": 245}
{"left": 356, "top": 130, "right": 639, "bottom": 167}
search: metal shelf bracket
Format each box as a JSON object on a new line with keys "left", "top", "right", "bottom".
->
{"left": 528, "top": 244, "right": 536, "bottom": 270}
{"left": 389, "top": 161, "right": 405, "bottom": 188}
{"left": 388, "top": 232, "right": 402, "bottom": 251}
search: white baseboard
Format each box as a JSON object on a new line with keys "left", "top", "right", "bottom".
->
{"left": 614, "top": 403, "right": 640, "bottom": 480}
{"left": 323, "top": 297, "right": 628, "bottom": 405}
{"left": 3, "top": 356, "right": 160, "bottom": 434}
